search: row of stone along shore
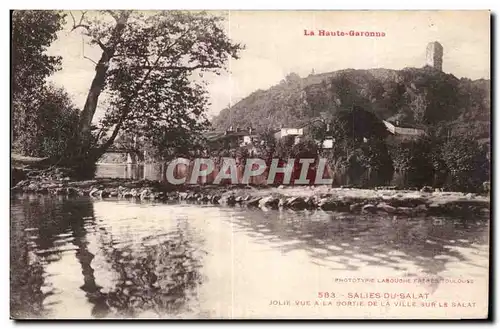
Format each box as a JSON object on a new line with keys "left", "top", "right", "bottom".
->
{"left": 11, "top": 177, "right": 490, "bottom": 217}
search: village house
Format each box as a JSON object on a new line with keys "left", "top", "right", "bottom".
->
{"left": 206, "top": 126, "right": 259, "bottom": 151}
{"left": 273, "top": 120, "right": 334, "bottom": 149}
{"left": 273, "top": 116, "right": 426, "bottom": 149}
{"left": 273, "top": 127, "right": 304, "bottom": 144}
{"left": 302, "top": 119, "right": 335, "bottom": 149}
{"left": 383, "top": 120, "right": 426, "bottom": 140}
{"left": 210, "top": 114, "right": 426, "bottom": 155}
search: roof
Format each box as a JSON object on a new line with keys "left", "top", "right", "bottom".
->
{"left": 383, "top": 120, "right": 425, "bottom": 136}
{"left": 271, "top": 119, "right": 325, "bottom": 133}
{"left": 226, "top": 131, "right": 251, "bottom": 137}
{"left": 385, "top": 117, "right": 426, "bottom": 130}
{"left": 204, "top": 131, "right": 225, "bottom": 141}
{"left": 205, "top": 130, "right": 255, "bottom": 142}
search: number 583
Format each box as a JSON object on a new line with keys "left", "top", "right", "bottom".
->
{"left": 317, "top": 292, "right": 336, "bottom": 298}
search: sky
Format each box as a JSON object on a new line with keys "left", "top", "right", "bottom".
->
{"left": 47, "top": 10, "right": 490, "bottom": 122}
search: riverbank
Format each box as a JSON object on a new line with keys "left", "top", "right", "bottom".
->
{"left": 11, "top": 173, "right": 490, "bottom": 218}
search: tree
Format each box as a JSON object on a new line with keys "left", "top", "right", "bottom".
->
{"left": 37, "top": 86, "right": 80, "bottom": 158}
{"left": 290, "top": 139, "right": 318, "bottom": 159}
{"left": 255, "top": 129, "right": 277, "bottom": 159}
{"left": 12, "top": 10, "right": 67, "bottom": 151}
{"left": 12, "top": 10, "right": 65, "bottom": 97}
{"left": 282, "top": 72, "right": 301, "bottom": 84}
{"left": 358, "top": 139, "right": 394, "bottom": 187}
{"left": 331, "top": 106, "right": 390, "bottom": 144}
{"left": 388, "top": 137, "right": 435, "bottom": 188}
{"left": 441, "top": 136, "right": 489, "bottom": 192}
{"left": 68, "top": 10, "right": 243, "bottom": 175}
{"left": 12, "top": 83, "right": 79, "bottom": 159}
{"left": 324, "top": 106, "right": 393, "bottom": 187}
{"left": 305, "top": 119, "right": 330, "bottom": 147}
{"left": 28, "top": 86, "right": 78, "bottom": 158}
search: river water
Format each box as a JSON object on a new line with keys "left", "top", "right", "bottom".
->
{"left": 11, "top": 191, "right": 489, "bottom": 319}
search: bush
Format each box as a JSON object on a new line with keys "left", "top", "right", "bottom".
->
{"left": 12, "top": 85, "right": 79, "bottom": 159}
{"left": 358, "top": 139, "right": 394, "bottom": 187}
{"left": 440, "top": 136, "right": 489, "bottom": 192}
{"left": 388, "top": 137, "right": 435, "bottom": 188}
{"left": 388, "top": 134, "right": 489, "bottom": 192}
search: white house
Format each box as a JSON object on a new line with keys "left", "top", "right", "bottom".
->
{"left": 274, "top": 127, "right": 304, "bottom": 145}
{"left": 383, "top": 120, "right": 425, "bottom": 137}
{"left": 274, "top": 127, "right": 304, "bottom": 139}
{"left": 321, "top": 138, "right": 334, "bottom": 149}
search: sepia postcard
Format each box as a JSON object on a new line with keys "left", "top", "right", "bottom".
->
{"left": 10, "top": 10, "right": 491, "bottom": 319}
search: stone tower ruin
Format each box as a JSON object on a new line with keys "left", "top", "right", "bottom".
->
{"left": 426, "top": 41, "right": 443, "bottom": 71}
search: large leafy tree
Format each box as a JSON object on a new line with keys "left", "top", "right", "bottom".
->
{"left": 68, "top": 10, "right": 243, "bottom": 172}
{"left": 324, "top": 106, "right": 393, "bottom": 187}
{"left": 12, "top": 10, "right": 65, "bottom": 98}
{"left": 36, "top": 86, "right": 80, "bottom": 158}
{"left": 12, "top": 84, "right": 79, "bottom": 158}
{"left": 388, "top": 137, "right": 435, "bottom": 188}
{"left": 440, "top": 136, "right": 489, "bottom": 192}
{"left": 11, "top": 10, "right": 67, "bottom": 153}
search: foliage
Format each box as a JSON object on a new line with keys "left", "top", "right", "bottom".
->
{"left": 325, "top": 139, "right": 393, "bottom": 187}
{"left": 272, "top": 136, "right": 296, "bottom": 159}
{"left": 305, "top": 121, "right": 328, "bottom": 144}
{"left": 11, "top": 10, "right": 68, "bottom": 154}
{"left": 290, "top": 139, "right": 319, "bottom": 158}
{"left": 387, "top": 133, "right": 489, "bottom": 191}
{"left": 69, "top": 10, "right": 243, "bottom": 165}
{"left": 320, "top": 106, "right": 393, "bottom": 187}
{"left": 38, "top": 87, "right": 80, "bottom": 158}
{"left": 145, "top": 126, "right": 209, "bottom": 161}
{"left": 331, "top": 106, "right": 390, "bottom": 142}
{"left": 388, "top": 137, "right": 435, "bottom": 188}
{"left": 11, "top": 10, "right": 65, "bottom": 97}
{"left": 255, "top": 129, "right": 277, "bottom": 159}
{"left": 12, "top": 84, "right": 79, "bottom": 159}
{"left": 211, "top": 66, "right": 489, "bottom": 191}
{"left": 212, "top": 67, "right": 490, "bottom": 143}
{"left": 440, "top": 136, "right": 489, "bottom": 192}
{"left": 357, "top": 140, "right": 394, "bottom": 187}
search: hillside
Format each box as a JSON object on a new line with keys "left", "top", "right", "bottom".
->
{"left": 212, "top": 67, "right": 490, "bottom": 140}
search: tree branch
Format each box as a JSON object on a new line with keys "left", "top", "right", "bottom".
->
{"left": 93, "top": 39, "right": 108, "bottom": 52}
{"left": 70, "top": 11, "right": 89, "bottom": 31}
{"left": 105, "top": 10, "right": 121, "bottom": 22}
{"left": 159, "top": 29, "right": 191, "bottom": 57}
{"left": 114, "top": 53, "right": 152, "bottom": 66}
{"left": 72, "top": 23, "right": 91, "bottom": 31}
{"left": 106, "top": 10, "right": 131, "bottom": 24}
{"left": 70, "top": 11, "right": 108, "bottom": 52}
{"left": 92, "top": 125, "right": 107, "bottom": 145}
{"left": 95, "top": 42, "right": 169, "bottom": 154}
{"left": 83, "top": 55, "right": 98, "bottom": 65}
{"left": 131, "top": 64, "right": 220, "bottom": 71}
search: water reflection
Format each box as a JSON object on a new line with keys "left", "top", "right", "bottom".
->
{"left": 11, "top": 196, "right": 204, "bottom": 319}
{"left": 10, "top": 195, "right": 489, "bottom": 319}
{"left": 96, "top": 229, "right": 203, "bottom": 318}
{"left": 227, "top": 208, "right": 489, "bottom": 276}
